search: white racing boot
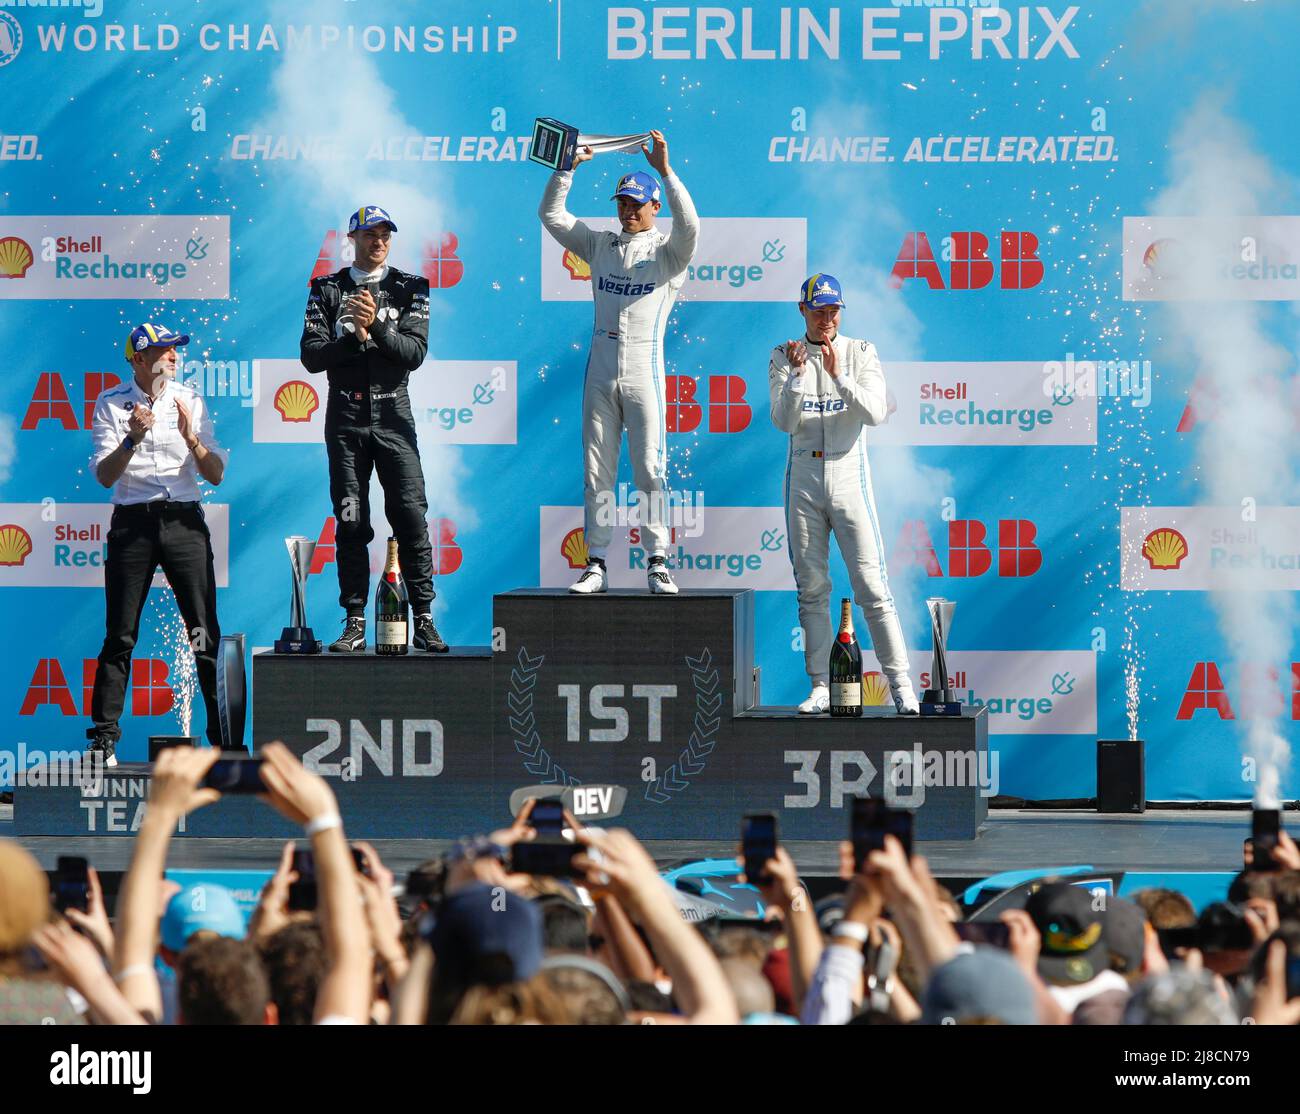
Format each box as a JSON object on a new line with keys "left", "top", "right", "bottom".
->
{"left": 798, "top": 682, "right": 830, "bottom": 715}
{"left": 569, "top": 560, "right": 607, "bottom": 594}
{"left": 891, "top": 675, "right": 920, "bottom": 716}
{"left": 647, "top": 555, "right": 679, "bottom": 595}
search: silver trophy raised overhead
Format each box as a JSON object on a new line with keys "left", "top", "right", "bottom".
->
{"left": 920, "top": 597, "right": 962, "bottom": 716}
{"left": 274, "top": 536, "right": 322, "bottom": 654}
{"left": 529, "top": 118, "right": 652, "bottom": 171}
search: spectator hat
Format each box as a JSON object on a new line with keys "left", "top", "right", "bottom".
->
{"left": 161, "top": 882, "right": 246, "bottom": 952}
{"left": 1025, "top": 883, "right": 1109, "bottom": 985}
{"left": 922, "top": 948, "right": 1037, "bottom": 1025}
{"left": 430, "top": 883, "right": 543, "bottom": 986}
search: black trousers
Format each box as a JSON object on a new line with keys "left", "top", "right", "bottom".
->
{"left": 325, "top": 393, "right": 435, "bottom": 616}
{"left": 89, "top": 501, "right": 222, "bottom": 748}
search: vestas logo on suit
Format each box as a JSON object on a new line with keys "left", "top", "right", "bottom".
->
{"left": 597, "top": 274, "right": 657, "bottom": 297}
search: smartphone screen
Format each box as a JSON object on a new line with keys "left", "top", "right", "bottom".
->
{"left": 955, "top": 922, "right": 1011, "bottom": 948}
{"left": 202, "top": 757, "right": 265, "bottom": 795}
{"left": 1252, "top": 809, "right": 1282, "bottom": 871}
{"left": 742, "top": 813, "right": 778, "bottom": 884}
{"left": 529, "top": 799, "right": 565, "bottom": 836}
{"left": 852, "top": 798, "right": 914, "bottom": 872}
{"left": 288, "top": 848, "right": 318, "bottom": 912}
{"left": 511, "top": 839, "right": 580, "bottom": 878}
{"left": 54, "top": 856, "right": 90, "bottom": 914}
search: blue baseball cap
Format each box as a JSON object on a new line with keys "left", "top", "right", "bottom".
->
{"left": 161, "top": 883, "right": 246, "bottom": 952}
{"left": 611, "top": 171, "right": 661, "bottom": 205}
{"left": 429, "top": 882, "right": 543, "bottom": 986}
{"left": 800, "top": 273, "right": 845, "bottom": 308}
{"left": 124, "top": 322, "right": 190, "bottom": 363}
{"left": 348, "top": 205, "right": 398, "bottom": 233}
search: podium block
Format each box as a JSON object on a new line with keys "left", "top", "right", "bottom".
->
{"left": 14, "top": 592, "right": 989, "bottom": 842}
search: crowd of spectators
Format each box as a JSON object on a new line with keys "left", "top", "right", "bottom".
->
{"left": 1, "top": 744, "right": 1298, "bottom": 1026}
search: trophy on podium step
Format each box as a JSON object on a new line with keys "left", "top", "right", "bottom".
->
{"left": 274, "top": 536, "right": 323, "bottom": 654}
{"left": 529, "top": 118, "right": 652, "bottom": 171}
{"left": 920, "top": 597, "right": 962, "bottom": 716}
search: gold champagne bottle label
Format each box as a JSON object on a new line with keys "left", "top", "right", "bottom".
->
{"left": 385, "top": 537, "right": 401, "bottom": 574}
{"left": 838, "top": 598, "right": 854, "bottom": 636}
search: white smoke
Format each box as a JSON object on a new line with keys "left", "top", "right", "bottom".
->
{"left": 809, "top": 101, "right": 953, "bottom": 647}
{"left": 252, "top": 1, "right": 473, "bottom": 611}
{"left": 1151, "top": 94, "right": 1296, "bottom": 806}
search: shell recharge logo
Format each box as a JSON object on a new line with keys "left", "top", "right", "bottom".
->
{"left": 0, "top": 236, "right": 34, "bottom": 278}
{"left": 560, "top": 527, "right": 590, "bottom": 569}
{"left": 274, "top": 380, "right": 319, "bottom": 423}
{"left": 0, "top": 524, "right": 33, "bottom": 566}
{"left": 1142, "top": 527, "right": 1188, "bottom": 571}
{"left": 862, "top": 671, "right": 889, "bottom": 707}
{"left": 562, "top": 250, "right": 591, "bottom": 281}
{"left": 1142, "top": 238, "right": 1183, "bottom": 280}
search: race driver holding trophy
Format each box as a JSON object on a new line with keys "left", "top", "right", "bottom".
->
{"left": 539, "top": 129, "right": 699, "bottom": 595}
{"left": 768, "top": 274, "right": 920, "bottom": 716}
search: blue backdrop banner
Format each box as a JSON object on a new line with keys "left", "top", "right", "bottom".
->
{"left": 1, "top": 0, "right": 1297, "bottom": 804}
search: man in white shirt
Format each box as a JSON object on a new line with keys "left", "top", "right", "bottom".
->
{"left": 85, "top": 323, "right": 229, "bottom": 767}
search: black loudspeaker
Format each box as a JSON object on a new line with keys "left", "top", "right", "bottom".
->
{"left": 1097, "top": 739, "right": 1145, "bottom": 813}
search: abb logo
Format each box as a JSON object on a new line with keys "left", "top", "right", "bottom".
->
{"left": 892, "top": 519, "right": 1043, "bottom": 578}
{"left": 22, "top": 372, "right": 123, "bottom": 430}
{"left": 667, "top": 376, "right": 751, "bottom": 433}
{"left": 311, "top": 517, "right": 462, "bottom": 576}
{"left": 890, "top": 232, "right": 1044, "bottom": 290}
{"left": 310, "top": 231, "right": 463, "bottom": 289}
{"left": 1177, "top": 661, "right": 1300, "bottom": 721}
{"left": 21, "top": 659, "right": 174, "bottom": 717}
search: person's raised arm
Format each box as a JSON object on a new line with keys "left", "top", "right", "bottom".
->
{"left": 826, "top": 338, "right": 888, "bottom": 426}
{"left": 769, "top": 343, "right": 807, "bottom": 434}
{"left": 257, "top": 742, "right": 370, "bottom": 1024}
{"left": 748, "top": 846, "right": 822, "bottom": 1014}
{"left": 113, "top": 746, "right": 221, "bottom": 1021}
{"left": 300, "top": 278, "right": 362, "bottom": 374}
{"left": 575, "top": 828, "right": 739, "bottom": 1024}
{"left": 368, "top": 278, "right": 429, "bottom": 371}
{"left": 36, "top": 921, "right": 145, "bottom": 1026}
{"left": 643, "top": 130, "right": 699, "bottom": 278}
{"left": 538, "top": 145, "right": 600, "bottom": 260}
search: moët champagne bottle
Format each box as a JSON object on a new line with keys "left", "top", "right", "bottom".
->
{"left": 374, "top": 537, "right": 409, "bottom": 656}
{"left": 829, "top": 598, "right": 863, "bottom": 717}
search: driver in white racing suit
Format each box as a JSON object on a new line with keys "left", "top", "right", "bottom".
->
{"left": 768, "top": 273, "right": 919, "bottom": 715}
{"left": 539, "top": 129, "right": 699, "bottom": 595}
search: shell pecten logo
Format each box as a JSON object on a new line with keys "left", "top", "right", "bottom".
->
{"left": 560, "top": 527, "right": 589, "bottom": 569}
{"left": 1142, "top": 527, "right": 1188, "bottom": 571}
{"left": 0, "top": 524, "right": 33, "bottom": 566}
{"left": 862, "top": 671, "right": 890, "bottom": 706}
{"left": 274, "top": 380, "right": 320, "bottom": 423}
{"left": 0, "top": 237, "right": 34, "bottom": 279}
{"left": 562, "top": 250, "right": 591, "bottom": 281}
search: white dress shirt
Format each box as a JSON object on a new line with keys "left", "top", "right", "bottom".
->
{"left": 89, "top": 377, "right": 228, "bottom": 506}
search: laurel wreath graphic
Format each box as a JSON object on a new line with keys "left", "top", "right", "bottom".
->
{"left": 507, "top": 646, "right": 721, "bottom": 802}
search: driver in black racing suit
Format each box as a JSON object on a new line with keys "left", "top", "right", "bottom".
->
{"left": 299, "top": 204, "right": 448, "bottom": 653}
